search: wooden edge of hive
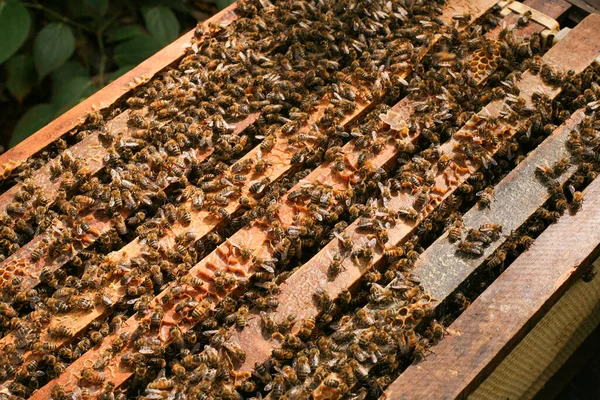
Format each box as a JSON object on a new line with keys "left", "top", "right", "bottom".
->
{"left": 0, "top": 3, "right": 240, "bottom": 175}
{"left": 383, "top": 175, "right": 600, "bottom": 400}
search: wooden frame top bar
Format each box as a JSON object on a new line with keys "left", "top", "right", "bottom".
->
{"left": 413, "top": 109, "right": 585, "bottom": 302}
{"left": 383, "top": 175, "right": 600, "bottom": 400}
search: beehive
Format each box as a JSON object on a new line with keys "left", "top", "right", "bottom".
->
{"left": 0, "top": 0, "right": 599, "bottom": 399}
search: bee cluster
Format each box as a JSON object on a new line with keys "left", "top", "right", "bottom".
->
{"left": 0, "top": 0, "right": 600, "bottom": 399}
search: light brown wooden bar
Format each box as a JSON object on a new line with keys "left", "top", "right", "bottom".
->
{"left": 0, "top": 4, "right": 240, "bottom": 178}
{"left": 383, "top": 175, "right": 600, "bottom": 400}
{"left": 0, "top": 114, "right": 260, "bottom": 370}
{"left": 0, "top": 112, "right": 259, "bottom": 295}
{"left": 25, "top": 1, "right": 505, "bottom": 397}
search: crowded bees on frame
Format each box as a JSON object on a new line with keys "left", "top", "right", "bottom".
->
{"left": 0, "top": 0, "right": 598, "bottom": 399}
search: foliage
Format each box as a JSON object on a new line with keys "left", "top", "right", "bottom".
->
{"left": 0, "top": 0, "right": 220, "bottom": 148}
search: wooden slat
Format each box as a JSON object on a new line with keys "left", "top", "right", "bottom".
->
{"left": 0, "top": 113, "right": 259, "bottom": 295}
{"left": 24, "top": 1, "right": 504, "bottom": 397}
{"left": 0, "top": 4, "right": 240, "bottom": 178}
{"left": 246, "top": 10, "right": 588, "bottom": 381}
{"left": 412, "top": 109, "right": 584, "bottom": 302}
{"left": 383, "top": 176, "right": 600, "bottom": 400}
{"left": 470, "top": 259, "right": 600, "bottom": 400}
{"left": 306, "top": 12, "right": 600, "bottom": 397}
{"left": 0, "top": 114, "right": 259, "bottom": 366}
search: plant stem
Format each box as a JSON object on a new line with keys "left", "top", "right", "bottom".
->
{"left": 95, "top": 13, "right": 120, "bottom": 87}
{"left": 22, "top": 2, "right": 95, "bottom": 34}
{"left": 97, "top": 31, "right": 106, "bottom": 87}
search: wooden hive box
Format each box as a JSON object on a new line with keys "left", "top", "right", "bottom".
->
{"left": 0, "top": 0, "right": 599, "bottom": 399}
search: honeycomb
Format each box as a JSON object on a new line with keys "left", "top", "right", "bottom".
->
{"left": 470, "top": 40, "right": 501, "bottom": 81}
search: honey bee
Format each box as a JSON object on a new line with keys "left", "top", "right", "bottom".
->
{"left": 569, "top": 184, "right": 583, "bottom": 211}
{"left": 327, "top": 250, "right": 345, "bottom": 277}
{"left": 249, "top": 177, "right": 271, "bottom": 194}
{"left": 334, "top": 232, "right": 354, "bottom": 254}
{"left": 448, "top": 219, "right": 464, "bottom": 242}
{"left": 236, "top": 306, "right": 249, "bottom": 329}
{"left": 457, "top": 240, "right": 484, "bottom": 256}
{"left": 487, "top": 249, "right": 507, "bottom": 269}
{"left": 49, "top": 325, "right": 74, "bottom": 338}
{"left": 352, "top": 237, "right": 377, "bottom": 263}
{"left": 476, "top": 187, "right": 494, "bottom": 208}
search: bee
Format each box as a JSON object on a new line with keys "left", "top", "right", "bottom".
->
{"left": 128, "top": 114, "right": 149, "bottom": 129}
{"left": 476, "top": 187, "right": 494, "bottom": 208}
{"left": 487, "top": 249, "right": 507, "bottom": 269}
{"left": 334, "top": 232, "right": 353, "bottom": 254}
{"left": 569, "top": 184, "right": 583, "bottom": 211}
{"left": 236, "top": 306, "right": 249, "bottom": 329}
{"left": 49, "top": 325, "right": 74, "bottom": 338}
{"left": 479, "top": 224, "right": 503, "bottom": 240}
{"left": 254, "top": 362, "right": 273, "bottom": 385}
{"left": 260, "top": 312, "right": 278, "bottom": 334}
{"left": 256, "top": 296, "right": 279, "bottom": 310}
{"left": 272, "top": 348, "right": 294, "bottom": 361}
{"left": 415, "top": 187, "right": 431, "bottom": 209}
{"left": 448, "top": 219, "right": 464, "bottom": 242}
{"left": 298, "top": 317, "right": 316, "bottom": 340}
{"left": 126, "top": 96, "right": 145, "bottom": 108}
{"left": 259, "top": 134, "right": 276, "bottom": 152}
{"left": 249, "top": 177, "right": 271, "bottom": 194}
{"left": 224, "top": 341, "right": 247, "bottom": 363}
{"left": 327, "top": 250, "right": 345, "bottom": 277}
{"left": 352, "top": 238, "right": 377, "bottom": 263}
{"left": 397, "top": 206, "right": 419, "bottom": 220}
{"left": 457, "top": 240, "right": 484, "bottom": 256}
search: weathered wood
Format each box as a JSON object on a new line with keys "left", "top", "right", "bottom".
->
{"left": 250, "top": 11, "right": 595, "bottom": 383}
{"left": 0, "top": 113, "right": 259, "bottom": 294}
{"left": 383, "top": 176, "right": 600, "bottom": 400}
{"left": 0, "top": 4, "right": 240, "bottom": 178}
{"left": 311, "top": 105, "right": 591, "bottom": 399}
{"left": 25, "top": 1, "right": 503, "bottom": 397}
{"left": 413, "top": 109, "right": 585, "bottom": 302}
{"left": 470, "top": 259, "right": 600, "bottom": 400}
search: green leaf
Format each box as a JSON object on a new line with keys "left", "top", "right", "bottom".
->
{"left": 52, "top": 76, "right": 96, "bottom": 112}
{"left": 51, "top": 61, "right": 89, "bottom": 88}
{"left": 106, "top": 26, "right": 143, "bottom": 44}
{"left": 109, "top": 64, "right": 135, "bottom": 82}
{"left": 0, "top": 1, "right": 32, "bottom": 65}
{"left": 143, "top": 6, "right": 179, "bottom": 46}
{"left": 215, "top": 0, "right": 236, "bottom": 11}
{"left": 11, "top": 103, "right": 56, "bottom": 148}
{"left": 66, "top": 0, "right": 109, "bottom": 17}
{"left": 83, "top": 0, "right": 109, "bottom": 17}
{"left": 5, "top": 54, "right": 36, "bottom": 101}
{"left": 33, "top": 23, "right": 76, "bottom": 79}
{"left": 114, "top": 35, "right": 161, "bottom": 67}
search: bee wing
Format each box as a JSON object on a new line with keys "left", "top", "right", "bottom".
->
{"left": 475, "top": 190, "right": 485, "bottom": 197}
{"left": 568, "top": 183, "right": 576, "bottom": 196}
